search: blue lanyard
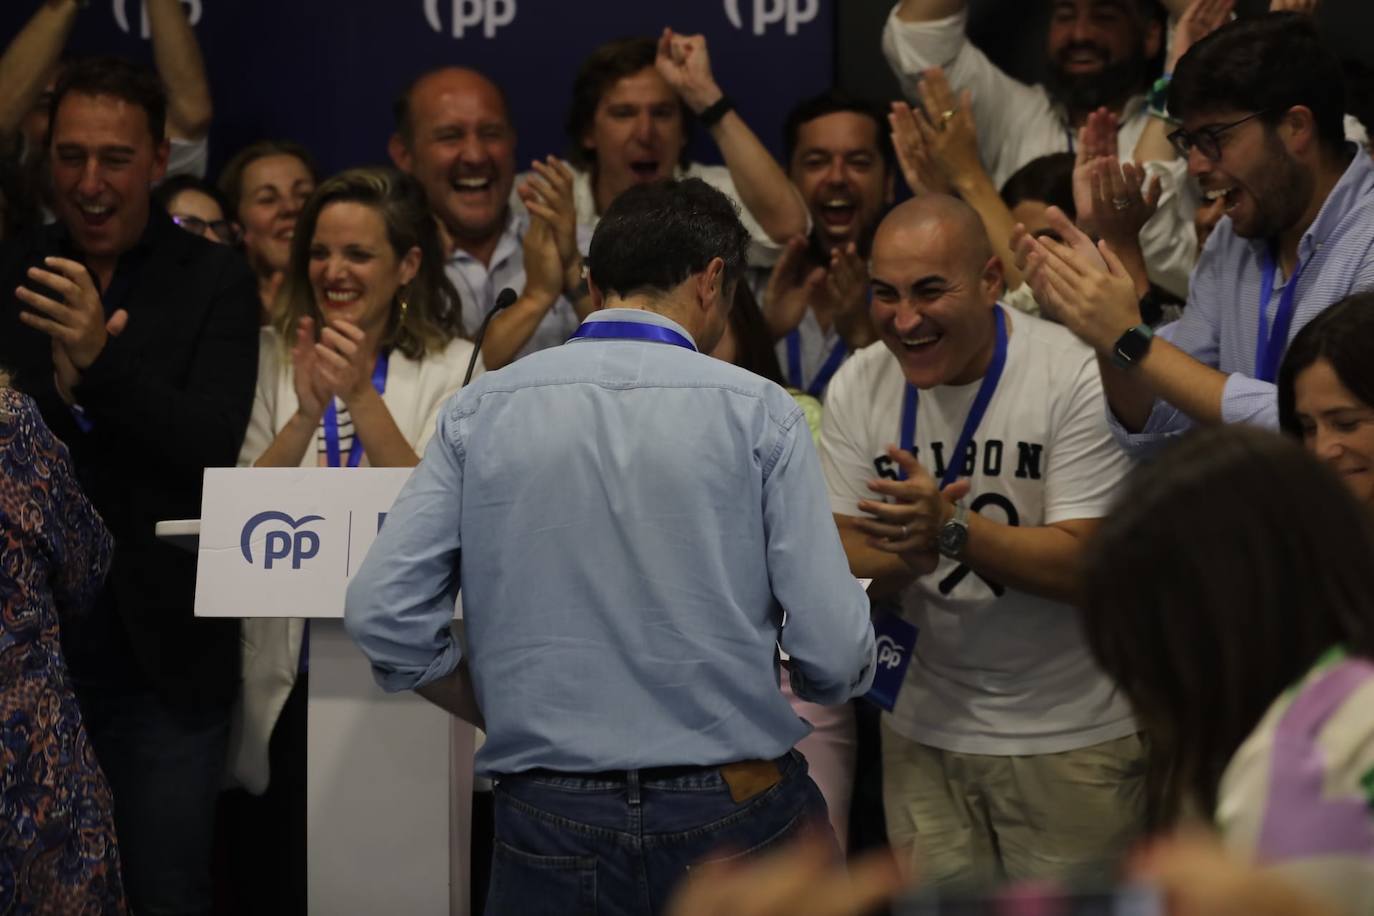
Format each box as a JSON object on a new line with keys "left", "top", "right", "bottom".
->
{"left": 322, "top": 350, "right": 390, "bottom": 468}
{"left": 899, "top": 306, "right": 1008, "bottom": 488}
{"left": 786, "top": 329, "right": 847, "bottom": 397}
{"left": 1255, "top": 251, "right": 1307, "bottom": 383}
{"left": 569, "top": 320, "right": 697, "bottom": 351}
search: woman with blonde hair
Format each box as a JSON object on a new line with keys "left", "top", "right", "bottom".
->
{"left": 223, "top": 167, "right": 477, "bottom": 910}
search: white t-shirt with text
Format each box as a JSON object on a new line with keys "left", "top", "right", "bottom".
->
{"left": 820, "top": 308, "right": 1136, "bottom": 755}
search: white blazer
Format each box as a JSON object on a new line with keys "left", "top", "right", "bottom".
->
{"left": 227, "top": 327, "right": 479, "bottom": 794}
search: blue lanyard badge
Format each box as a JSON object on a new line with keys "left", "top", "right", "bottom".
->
{"left": 900, "top": 306, "right": 1009, "bottom": 488}
{"left": 787, "top": 329, "right": 847, "bottom": 398}
{"left": 1255, "top": 251, "right": 1307, "bottom": 383}
{"left": 569, "top": 320, "right": 697, "bottom": 351}
{"left": 866, "top": 612, "right": 918, "bottom": 712}
{"left": 323, "top": 350, "right": 390, "bottom": 468}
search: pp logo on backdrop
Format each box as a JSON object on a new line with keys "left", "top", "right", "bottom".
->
{"left": 876, "top": 634, "right": 905, "bottom": 670}
{"left": 114, "top": 0, "right": 203, "bottom": 38}
{"left": 240, "top": 511, "right": 323, "bottom": 571}
{"left": 723, "top": 0, "right": 818, "bottom": 36}
{"left": 424, "top": 0, "right": 516, "bottom": 39}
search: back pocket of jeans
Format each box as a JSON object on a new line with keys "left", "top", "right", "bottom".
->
{"left": 486, "top": 840, "right": 597, "bottom": 916}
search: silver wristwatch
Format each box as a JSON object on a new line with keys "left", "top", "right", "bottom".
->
{"left": 937, "top": 502, "right": 970, "bottom": 559}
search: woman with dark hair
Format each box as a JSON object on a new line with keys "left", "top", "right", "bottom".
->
{"left": 1080, "top": 425, "right": 1374, "bottom": 911}
{"left": 0, "top": 378, "right": 125, "bottom": 913}
{"left": 218, "top": 139, "right": 320, "bottom": 320}
{"left": 1278, "top": 292, "right": 1374, "bottom": 511}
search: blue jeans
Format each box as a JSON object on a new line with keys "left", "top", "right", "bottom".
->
{"left": 486, "top": 750, "right": 832, "bottom": 916}
{"left": 77, "top": 688, "right": 230, "bottom": 916}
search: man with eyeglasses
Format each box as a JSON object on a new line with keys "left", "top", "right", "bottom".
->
{"left": 1017, "top": 13, "right": 1374, "bottom": 457}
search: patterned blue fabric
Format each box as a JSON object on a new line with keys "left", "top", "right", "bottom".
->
{"left": 0, "top": 388, "right": 125, "bottom": 914}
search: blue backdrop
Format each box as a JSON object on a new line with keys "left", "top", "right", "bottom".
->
{"left": 0, "top": 0, "right": 836, "bottom": 178}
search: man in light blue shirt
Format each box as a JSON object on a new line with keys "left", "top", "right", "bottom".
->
{"left": 1017, "top": 14, "right": 1374, "bottom": 459}
{"left": 345, "top": 178, "right": 874, "bottom": 914}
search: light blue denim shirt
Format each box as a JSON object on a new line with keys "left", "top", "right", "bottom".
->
{"left": 1110, "top": 148, "right": 1374, "bottom": 457}
{"left": 345, "top": 308, "right": 875, "bottom": 776}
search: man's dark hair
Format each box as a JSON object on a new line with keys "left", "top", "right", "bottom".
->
{"left": 587, "top": 178, "right": 750, "bottom": 300}
{"left": 1169, "top": 13, "right": 1347, "bottom": 151}
{"left": 564, "top": 37, "right": 690, "bottom": 171}
{"left": 781, "top": 89, "right": 895, "bottom": 174}
{"left": 1278, "top": 292, "right": 1374, "bottom": 441}
{"left": 48, "top": 56, "right": 166, "bottom": 145}
{"left": 392, "top": 67, "right": 512, "bottom": 149}
{"left": 999, "top": 152, "right": 1076, "bottom": 219}
{"left": 1080, "top": 424, "right": 1374, "bottom": 822}
{"left": 152, "top": 174, "right": 235, "bottom": 222}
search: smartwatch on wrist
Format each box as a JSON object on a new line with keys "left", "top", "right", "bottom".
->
{"left": 937, "top": 503, "right": 969, "bottom": 560}
{"left": 1111, "top": 323, "right": 1155, "bottom": 370}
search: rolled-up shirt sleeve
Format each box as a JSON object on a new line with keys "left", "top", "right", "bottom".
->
{"left": 344, "top": 405, "right": 466, "bottom": 692}
{"left": 764, "top": 410, "right": 875, "bottom": 704}
{"left": 1107, "top": 248, "right": 1227, "bottom": 457}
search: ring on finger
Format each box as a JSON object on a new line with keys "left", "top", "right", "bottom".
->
{"left": 899, "top": 524, "right": 909, "bottom": 539}
{"left": 1112, "top": 197, "right": 1132, "bottom": 211}
{"left": 939, "top": 109, "right": 956, "bottom": 128}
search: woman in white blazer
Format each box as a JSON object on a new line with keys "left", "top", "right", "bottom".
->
{"left": 226, "top": 168, "right": 479, "bottom": 906}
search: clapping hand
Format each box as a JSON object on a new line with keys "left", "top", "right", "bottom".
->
{"left": 854, "top": 445, "right": 971, "bottom": 577}
{"left": 763, "top": 237, "right": 826, "bottom": 340}
{"left": 18, "top": 257, "right": 129, "bottom": 370}
{"left": 517, "top": 156, "right": 582, "bottom": 295}
{"left": 1016, "top": 208, "right": 1142, "bottom": 353}
{"left": 290, "top": 316, "right": 337, "bottom": 422}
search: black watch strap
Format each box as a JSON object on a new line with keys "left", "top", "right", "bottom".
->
{"left": 697, "top": 96, "right": 736, "bottom": 129}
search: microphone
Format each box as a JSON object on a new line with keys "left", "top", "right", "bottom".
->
{"left": 464, "top": 287, "right": 518, "bottom": 387}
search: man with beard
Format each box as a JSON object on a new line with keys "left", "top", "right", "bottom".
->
{"left": 757, "top": 91, "right": 893, "bottom": 401}
{"left": 881, "top": 0, "right": 1199, "bottom": 299}
{"left": 389, "top": 67, "right": 588, "bottom": 369}
{"left": 1017, "top": 14, "right": 1374, "bottom": 456}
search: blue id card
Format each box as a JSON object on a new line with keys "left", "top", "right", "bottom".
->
{"left": 865, "top": 613, "right": 917, "bottom": 711}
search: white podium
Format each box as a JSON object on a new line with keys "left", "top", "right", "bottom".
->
{"left": 165, "top": 467, "right": 474, "bottom": 916}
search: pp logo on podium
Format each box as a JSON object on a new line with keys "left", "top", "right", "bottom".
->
{"left": 241, "top": 511, "right": 323, "bottom": 571}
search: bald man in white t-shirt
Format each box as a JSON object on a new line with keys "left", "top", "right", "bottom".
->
{"left": 820, "top": 195, "right": 1142, "bottom": 888}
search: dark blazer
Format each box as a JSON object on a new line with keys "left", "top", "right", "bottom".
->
{"left": 0, "top": 210, "right": 260, "bottom": 709}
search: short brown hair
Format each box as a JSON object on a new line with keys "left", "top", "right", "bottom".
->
{"left": 217, "top": 140, "right": 319, "bottom": 221}
{"left": 564, "top": 37, "right": 690, "bottom": 171}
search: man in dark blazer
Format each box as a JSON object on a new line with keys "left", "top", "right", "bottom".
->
{"left": 0, "top": 57, "right": 258, "bottom": 915}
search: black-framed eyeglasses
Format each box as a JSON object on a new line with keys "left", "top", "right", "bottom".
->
{"left": 171, "top": 213, "right": 241, "bottom": 245}
{"left": 1167, "top": 112, "right": 1266, "bottom": 162}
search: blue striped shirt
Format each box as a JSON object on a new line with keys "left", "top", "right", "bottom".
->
{"left": 1111, "top": 148, "right": 1374, "bottom": 456}
{"left": 344, "top": 308, "right": 875, "bottom": 776}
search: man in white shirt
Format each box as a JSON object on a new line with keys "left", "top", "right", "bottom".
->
{"left": 881, "top": 0, "right": 1198, "bottom": 298}
{"left": 820, "top": 194, "right": 1142, "bottom": 887}
{"left": 389, "top": 67, "right": 588, "bottom": 370}
{"left": 757, "top": 91, "right": 892, "bottom": 400}
{"left": 560, "top": 31, "right": 809, "bottom": 264}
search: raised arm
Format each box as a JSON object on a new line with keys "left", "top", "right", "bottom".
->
{"left": 0, "top": 0, "right": 79, "bottom": 142}
{"left": 656, "top": 29, "right": 809, "bottom": 244}
{"left": 146, "top": 0, "right": 212, "bottom": 140}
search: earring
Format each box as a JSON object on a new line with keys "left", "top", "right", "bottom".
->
{"left": 397, "top": 294, "right": 409, "bottom": 326}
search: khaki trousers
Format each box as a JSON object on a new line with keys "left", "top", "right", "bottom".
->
{"left": 881, "top": 719, "right": 1147, "bottom": 889}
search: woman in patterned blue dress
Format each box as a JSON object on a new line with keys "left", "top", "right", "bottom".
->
{"left": 0, "top": 382, "right": 126, "bottom": 914}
